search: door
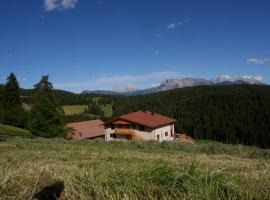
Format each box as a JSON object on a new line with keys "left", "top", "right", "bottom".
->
{"left": 157, "top": 135, "right": 160, "bottom": 141}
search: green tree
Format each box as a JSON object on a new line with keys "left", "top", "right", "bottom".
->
{"left": 88, "top": 102, "right": 104, "bottom": 116}
{"left": 28, "top": 75, "right": 64, "bottom": 137}
{"left": 2, "top": 73, "right": 25, "bottom": 127}
{"left": 0, "top": 84, "right": 5, "bottom": 122}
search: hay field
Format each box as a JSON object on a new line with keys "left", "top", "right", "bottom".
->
{"left": 0, "top": 139, "right": 269, "bottom": 200}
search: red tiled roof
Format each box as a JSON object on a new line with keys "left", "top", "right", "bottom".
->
{"left": 105, "top": 110, "right": 176, "bottom": 128}
{"left": 66, "top": 120, "right": 104, "bottom": 140}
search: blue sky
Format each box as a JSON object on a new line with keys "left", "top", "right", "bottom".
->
{"left": 0, "top": 0, "right": 269, "bottom": 93}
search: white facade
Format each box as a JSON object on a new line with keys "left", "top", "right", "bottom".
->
{"left": 105, "top": 123, "right": 175, "bottom": 142}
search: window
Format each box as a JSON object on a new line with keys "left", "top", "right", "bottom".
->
{"left": 110, "top": 133, "right": 116, "bottom": 138}
{"left": 111, "top": 124, "right": 115, "bottom": 130}
{"left": 165, "top": 132, "right": 168, "bottom": 137}
{"left": 139, "top": 125, "right": 145, "bottom": 131}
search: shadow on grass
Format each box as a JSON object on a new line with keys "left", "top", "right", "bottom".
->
{"left": 34, "top": 181, "right": 64, "bottom": 200}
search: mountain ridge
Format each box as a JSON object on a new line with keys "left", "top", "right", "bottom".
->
{"left": 82, "top": 76, "right": 266, "bottom": 96}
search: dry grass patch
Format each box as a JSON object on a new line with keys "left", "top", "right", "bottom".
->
{"left": 0, "top": 139, "right": 269, "bottom": 199}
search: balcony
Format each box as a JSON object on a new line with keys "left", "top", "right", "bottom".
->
{"left": 113, "top": 128, "right": 143, "bottom": 140}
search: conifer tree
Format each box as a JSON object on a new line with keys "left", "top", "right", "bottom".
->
{"left": 28, "top": 75, "right": 64, "bottom": 137}
{"left": 2, "top": 73, "right": 25, "bottom": 126}
{"left": 0, "top": 84, "right": 5, "bottom": 122}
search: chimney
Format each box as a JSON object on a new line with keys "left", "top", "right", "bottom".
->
{"left": 151, "top": 111, "right": 154, "bottom": 115}
{"left": 143, "top": 109, "right": 146, "bottom": 113}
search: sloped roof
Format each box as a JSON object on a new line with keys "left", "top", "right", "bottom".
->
{"left": 66, "top": 120, "right": 104, "bottom": 140}
{"left": 105, "top": 110, "right": 176, "bottom": 128}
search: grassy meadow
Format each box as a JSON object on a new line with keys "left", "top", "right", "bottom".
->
{"left": 24, "top": 103, "right": 113, "bottom": 117}
{"left": 62, "top": 105, "right": 88, "bottom": 116}
{"left": 0, "top": 139, "right": 269, "bottom": 200}
{"left": 0, "top": 124, "right": 32, "bottom": 137}
{"left": 100, "top": 104, "right": 113, "bottom": 117}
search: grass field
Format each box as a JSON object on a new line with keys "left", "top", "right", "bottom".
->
{"left": 0, "top": 139, "right": 269, "bottom": 199}
{"left": 23, "top": 100, "right": 113, "bottom": 118}
{"left": 0, "top": 124, "right": 32, "bottom": 137}
{"left": 63, "top": 104, "right": 113, "bottom": 117}
{"left": 62, "top": 105, "right": 88, "bottom": 116}
{"left": 100, "top": 104, "right": 113, "bottom": 117}
{"left": 22, "top": 103, "right": 32, "bottom": 111}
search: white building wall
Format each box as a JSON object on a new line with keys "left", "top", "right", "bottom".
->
{"left": 153, "top": 125, "right": 174, "bottom": 142}
{"left": 105, "top": 123, "right": 174, "bottom": 141}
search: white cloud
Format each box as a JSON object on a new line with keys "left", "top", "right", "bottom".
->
{"left": 150, "top": 83, "right": 160, "bottom": 87}
{"left": 54, "top": 71, "right": 180, "bottom": 90}
{"left": 168, "top": 19, "right": 190, "bottom": 29}
{"left": 246, "top": 58, "right": 270, "bottom": 64}
{"left": 242, "top": 75, "right": 253, "bottom": 79}
{"left": 44, "top": 0, "right": 78, "bottom": 11}
{"left": 254, "top": 75, "right": 263, "bottom": 81}
{"left": 217, "top": 74, "right": 233, "bottom": 82}
{"left": 241, "top": 75, "right": 264, "bottom": 83}
{"left": 241, "top": 75, "right": 263, "bottom": 81}
{"left": 220, "top": 74, "right": 231, "bottom": 79}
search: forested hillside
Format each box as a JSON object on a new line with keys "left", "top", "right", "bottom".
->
{"left": 112, "top": 85, "right": 270, "bottom": 148}
{"left": 2, "top": 83, "right": 270, "bottom": 148}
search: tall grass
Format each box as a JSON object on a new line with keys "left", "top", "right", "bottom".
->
{"left": 0, "top": 139, "right": 269, "bottom": 199}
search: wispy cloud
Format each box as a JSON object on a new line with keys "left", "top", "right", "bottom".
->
{"left": 246, "top": 58, "right": 270, "bottom": 64}
{"left": 168, "top": 19, "right": 190, "bottom": 29}
{"left": 44, "top": 0, "right": 78, "bottom": 11}
{"left": 54, "top": 71, "right": 180, "bottom": 91}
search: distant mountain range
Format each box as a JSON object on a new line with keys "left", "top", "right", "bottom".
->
{"left": 82, "top": 75, "right": 266, "bottom": 96}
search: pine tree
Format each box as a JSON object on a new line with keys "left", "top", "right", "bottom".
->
{"left": 0, "top": 84, "right": 5, "bottom": 122}
{"left": 2, "top": 73, "right": 25, "bottom": 126}
{"left": 28, "top": 75, "right": 64, "bottom": 137}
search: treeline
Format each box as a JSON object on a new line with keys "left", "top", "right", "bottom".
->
{"left": 0, "top": 73, "right": 64, "bottom": 137}
{"left": 20, "top": 88, "right": 88, "bottom": 105}
{"left": 112, "top": 85, "right": 270, "bottom": 148}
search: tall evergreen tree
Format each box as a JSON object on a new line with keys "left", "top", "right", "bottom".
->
{"left": 28, "top": 75, "right": 65, "bottom": 137}
{"left": 0, "top": 84, "right": 5, "bottom": 122}
{"left": 2, "top": 73, "right": 25, "bottom": 126}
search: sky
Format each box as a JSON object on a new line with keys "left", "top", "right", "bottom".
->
{"left": 0, "top": 0, "right": 270, "bottom": 93}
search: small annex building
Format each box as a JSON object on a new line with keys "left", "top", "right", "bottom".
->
{"left": 66, "top": 119, "right": 105, "bottom": 140}
{"left": 104, "top": 110, "right": 176, "bottom": 141}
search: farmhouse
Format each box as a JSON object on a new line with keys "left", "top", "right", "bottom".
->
{"left": 66, "top": 120, "right": 105, "bottom": 140}
{"left": 104, "top": 110, "right": 176, "bottom": 141}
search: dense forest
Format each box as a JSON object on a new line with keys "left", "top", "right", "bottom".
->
{"left": 111, "top": 85, "right": 270, "bottom": 148}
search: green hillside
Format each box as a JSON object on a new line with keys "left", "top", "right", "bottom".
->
{"left": 3, "top": 84, "right": 270, "bottom": 147}
{"left": 0, "top": 124, "right": 32, "bottom": 137}
{"left": 112, "top": 85, "right": 270, "bottom": 148}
